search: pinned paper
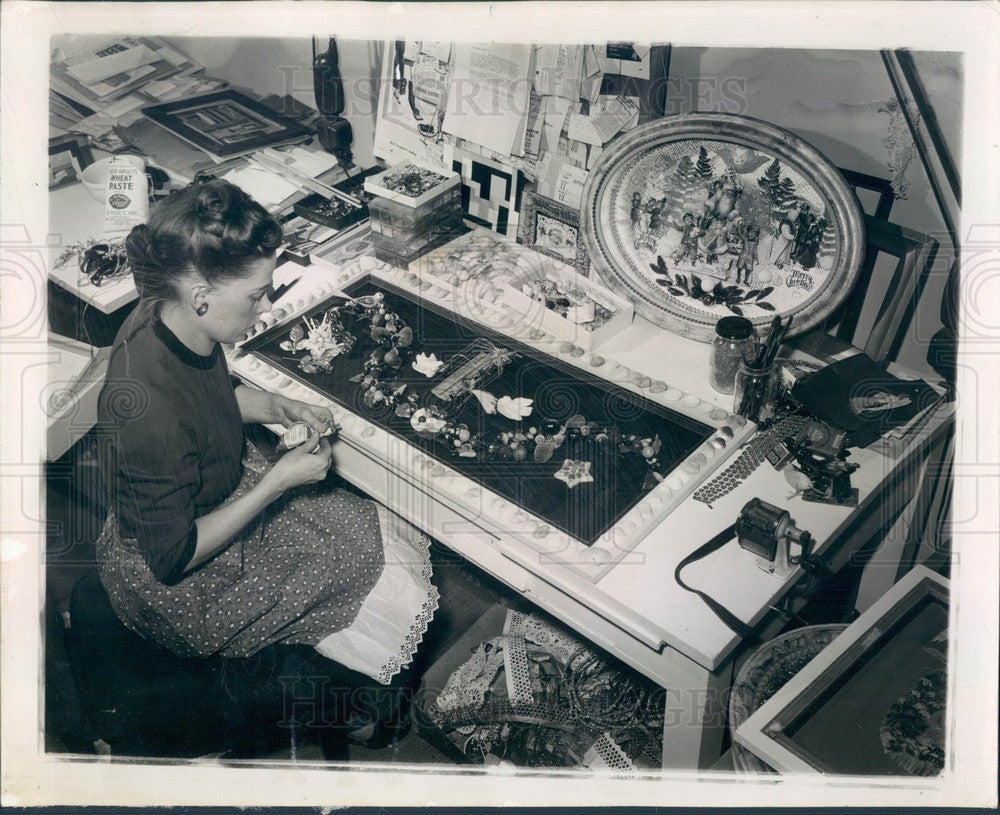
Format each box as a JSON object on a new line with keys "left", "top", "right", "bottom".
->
{"left": 533, "top": 44, "right": 583, "bottom": 101}
{"left": 421, "top": 42, "right": 452, "bottom": 63}
{"left": 535, "top": 154, "right": 589, "bottom": 209}
{"left": 523, "top": 90, "right": 544, "bottom": 159}
{"left": 580, "top": 73, "right": 604, "bottom": 106}
{"left": 597, "top": 43, "right": 653, "bottom": 80}
{"left": 539, "top": 96, "right": 572, "bottom": 156}
{"left": 567, "top": 95, "right": 640, "bottom": 146}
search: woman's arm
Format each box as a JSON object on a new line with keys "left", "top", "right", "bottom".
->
{"left": 234, "top": 384, "right": 282, "bottom": 424}
{"left": 234, "top": 385, "right": 337, "bottom": 435}
{"left": 184, "top": 432, "right": 334, "bottom": 573}
{"left": 187, "top": 476, "right": 284, "bottom": 570}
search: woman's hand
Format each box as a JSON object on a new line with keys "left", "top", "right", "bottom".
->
{"left": 276, "top": 396, "right": 338, "bottom": 437}
{"left": 261, "top": 429, "right": 334, "bottom": 495}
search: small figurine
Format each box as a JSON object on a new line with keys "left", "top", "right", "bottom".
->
{"left": 771, "top": 200, "right": 801, "bottom": 268}
{"left": 735, "top": 225, "right": 760, "bottom": 285}
{"left": 629, "top": 191, "right": 642, "bottom": 229}
{"left": 671, "top": 212, "right": 701, "bottom": 265}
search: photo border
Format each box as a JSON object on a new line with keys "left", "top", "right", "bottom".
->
{"left": 517, "top": 190, "right": 591, "bottom": 278}
{"left": 141, "top": 89, "right": 312, "bottom": 159}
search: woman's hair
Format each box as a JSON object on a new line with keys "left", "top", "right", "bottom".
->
{"left": 125, "top": 179, "right": 283, "bottom": 319}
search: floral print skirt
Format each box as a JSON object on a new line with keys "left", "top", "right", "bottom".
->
{"left": 98, "top": 443, "right": 438, "bottom": 684}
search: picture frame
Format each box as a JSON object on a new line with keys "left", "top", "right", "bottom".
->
{"left": 141, "top": 90, "right": 312, "bottom": 160}
{"left": 48, "top": 134, "right": 94, "bottom": 189}
{"left": 517, "top": 191, "right": 590, "bottom": 278}
{"left": 735, "top": 566, "right": 949, "bottom": 776}
{"left": 581, "top": 113, "right": 866, "bottom": 342}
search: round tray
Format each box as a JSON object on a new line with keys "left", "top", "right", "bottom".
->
{"left": 581, "top": 113, "right": 865, "bottom": 342}
{"left": 728, "top": 623, "right": 848, "bottom": 773}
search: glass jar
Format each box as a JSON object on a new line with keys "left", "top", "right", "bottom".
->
{"left": 710, "top": 316, "right": 757, "bottom": 395}
{"left": 733, "top": 360, "right": 780, "bottom": 423}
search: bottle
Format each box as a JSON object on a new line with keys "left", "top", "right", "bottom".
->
{"left": 710, "top": 316, "right": 756, "bottom": 395}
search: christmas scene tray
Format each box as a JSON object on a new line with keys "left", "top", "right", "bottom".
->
{"left": 582, "top": 113, "right": 865, "bottom": 342}
{"left": 235, "top": 261, "right": 752, "bottom": 582}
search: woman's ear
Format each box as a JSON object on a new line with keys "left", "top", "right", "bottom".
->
{"left": 183, "top": 276, "right": 211, "bottom": 314}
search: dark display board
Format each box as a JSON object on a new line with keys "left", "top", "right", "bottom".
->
{"left": 784, "top": 595, "right": 948, "bottom": 775}
{"left": 244, "top": 278, "right": 713, "bottom": 545}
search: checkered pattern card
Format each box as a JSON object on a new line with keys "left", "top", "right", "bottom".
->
{"left": 447, "top": 145, "right": 528, "bottom": 239}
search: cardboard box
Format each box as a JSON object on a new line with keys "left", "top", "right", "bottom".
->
{"left": 502, "top": 261, "right": 633, "bottom": 350}
{"left": 364, "top": 161, "right": 460, "bottom": 209}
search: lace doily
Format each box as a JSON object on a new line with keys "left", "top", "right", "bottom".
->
{"left": 429, "top": 609, "right": 663, "bottom": 769}
{"left": 506, "top": 610, "right": 592, "bottom": 667}
{"left": 434, "top": 637, "right": 507, "bottom": 714}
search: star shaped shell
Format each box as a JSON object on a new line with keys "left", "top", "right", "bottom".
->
{"left": 553, "top": 459, "right": 594, "bottom": 489}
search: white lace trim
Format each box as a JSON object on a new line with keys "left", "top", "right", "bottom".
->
{"left": 584, "top": 732, "right": 636, "bottom": 775}
{"left": 375, "top": 543, "right": 439, "bottom": 685}
{"left": 503, "top": 634, "right": 533, "bottom": 708}
{"left": 507, "top": 609, "right": 591, "bottom": 666}
{"left": 314, "top": 506, "right": 438, "bottom": 685}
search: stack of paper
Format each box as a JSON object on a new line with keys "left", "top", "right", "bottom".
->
{"left": 50, "top": 36, "right": 218, "bottom": 149}
{"left": 51, "top": 36, "right": 199, "bottom": 112}
{"left": 221, "top": 165, "right": 303, "bottom": 211}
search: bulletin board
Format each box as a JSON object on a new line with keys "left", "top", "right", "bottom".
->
{"left": 373, "top": 41, "right": 670, "bottom": 247}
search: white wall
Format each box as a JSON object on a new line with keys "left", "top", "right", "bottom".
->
{"left": 171, "top": 38, "right": 960, "bottom": 375}
{"left": 169, "top": 36, "right": 382, "bottom": 170}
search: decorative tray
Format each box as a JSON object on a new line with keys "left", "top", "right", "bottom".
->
{"left": 233, "top": 252, "right": 753, "bottom": 583}
{"left": 581, "top": 113, "right": 865, "bottom": 342}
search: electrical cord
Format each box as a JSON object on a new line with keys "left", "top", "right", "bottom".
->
{"left": 673, "top": 523, "right": 756, "bottom": 640}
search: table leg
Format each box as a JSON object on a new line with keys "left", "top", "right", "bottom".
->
{"left": 660, "top": 647, "right": 734, "bottom": 770}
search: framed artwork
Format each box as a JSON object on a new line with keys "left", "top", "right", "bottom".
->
{"left": 839, "top": 167, "right": 896, "bottom": 221}
{"left": 48, "top": 134, "right": 94, "bottom": 189}
{"left": 141, "top": 90, "right": 312, "bottom": 160}
{"left": 735, "top": 566, "right": 949, "bottom": 776}
{"left": 517, "top": 192, "right": 590, "bottom": 277}
{"left": 581, "top": 113, "right": 865, "bottom": 342}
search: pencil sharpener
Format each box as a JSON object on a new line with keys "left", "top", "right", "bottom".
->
{"left": 735, "top": 498, "right": 813, "bottom": 577}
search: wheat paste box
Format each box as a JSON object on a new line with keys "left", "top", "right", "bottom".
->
{"left": 502, "top": 258, "right": 634, "bottom": 350}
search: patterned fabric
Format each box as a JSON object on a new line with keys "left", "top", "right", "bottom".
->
{"left": 98, "top": 443, "right": 385, "bottom": 661}
{"left": 314, "top": 503, "right": 439, "bottom": 684}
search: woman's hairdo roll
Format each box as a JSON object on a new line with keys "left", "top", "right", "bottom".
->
{"left": 125, "top": 179, "right": 283, "bottom": 319}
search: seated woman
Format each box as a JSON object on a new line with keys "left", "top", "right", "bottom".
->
{"left": 96, "top": 179, "right": 438, "bottom": 752}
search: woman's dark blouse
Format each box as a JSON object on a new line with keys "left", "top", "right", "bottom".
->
{"left": 97, "top": 309, "right": 244, "bottom": 584}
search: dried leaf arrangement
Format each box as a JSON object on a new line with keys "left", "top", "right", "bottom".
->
{"left": 649, "top": 255, "right": 776, "bottom": 315}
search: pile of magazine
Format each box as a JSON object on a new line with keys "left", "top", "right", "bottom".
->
{"left": 50, "top": 35, "right": 220, "bottom": 152}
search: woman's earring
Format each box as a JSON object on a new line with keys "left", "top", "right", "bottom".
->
{"left": 195, "top": 302, "right": 209, "bottom": 316}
